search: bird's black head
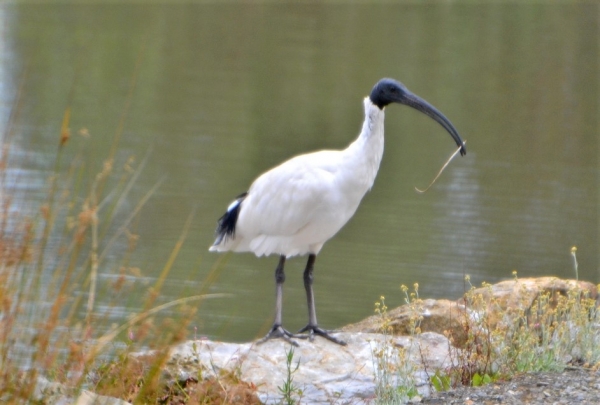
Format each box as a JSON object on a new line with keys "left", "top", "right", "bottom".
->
{"left": 369, "top": 78, "right": 409, "bottom": 109}
{"left": 369, "top": 78, "right": 467, "bottom": 156}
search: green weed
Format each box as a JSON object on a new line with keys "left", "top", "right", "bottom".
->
{"left": 371, "top": 288, "right": 421, "bottom": 404}
{"left": 278, "top": 346, "right": 303, "bottom": 405}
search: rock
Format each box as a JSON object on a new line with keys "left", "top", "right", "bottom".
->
{"left": 461, "top": 277, "right": 598, "bottom": 331}
{"left": 344, "top": 278, "right": 597, "bottom": 350}
{"left": 342, "top": 299, "right": 469, "bottom": 347}
{"left": 32, "top": 376, "right": 131, "bottom": 405}
{"left": 32, "top": 277, "right": 598, "bottom": 404}
{"left": 165, "top": 332, "right": 457, "bottom": 404}
{"left": 31, "top": 377, "right": 69, "bottom": 404}
{"left": 466, "top": 277, "right": 597, "bottom": 309}
{"left": 74, "top": 390, "right": 132, "bottom": 405}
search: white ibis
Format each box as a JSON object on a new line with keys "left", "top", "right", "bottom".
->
{"left": 209, "top": 78, "right": 466, "bottom": 346}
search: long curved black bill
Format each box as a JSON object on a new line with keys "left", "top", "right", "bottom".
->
{"left": 402, "top": 92, "right": 466, "bottom": 156}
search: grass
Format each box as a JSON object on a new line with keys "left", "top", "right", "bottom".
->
{"left": 0, "top": 69, "right": 252, "bottom": 404}
{"left": 0, "top": 119, "right": 281, "bottom": 404}
{"left": 90, "top": 349, "right": 261, "bottom": 405}
{"left": 455, "top": 269, "right": 600, "bottom": 378}
{"left": 371, "top": 260, "right": 599, "bottom": 402}
{"left": 0, "top": 132, "right": 208, "bottom": 402}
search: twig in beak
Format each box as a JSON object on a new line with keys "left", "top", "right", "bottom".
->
{"left": 415, "top": 141, "right": 466, "bottom": 193}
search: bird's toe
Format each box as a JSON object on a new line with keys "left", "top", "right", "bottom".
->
{"left": 257, "top": 324, "right": 300, "bottom": 347}
{"left": 297, "top": 324, "right": 347, "bottom": 346}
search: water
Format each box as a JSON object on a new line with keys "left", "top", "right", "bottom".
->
{"left": 1, "top": 4, "right": 597, "bottom": 344}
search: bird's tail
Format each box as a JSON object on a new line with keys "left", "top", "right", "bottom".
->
{"left": 210, "top": 192, "right": 247, "bottom": 249}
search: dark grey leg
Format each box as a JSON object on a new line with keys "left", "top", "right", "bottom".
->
{"left": 297, "top": 254, "right": 347, "bottom": 345}
{"left": 257, "top": 255, "right": 299, "bottom": 346}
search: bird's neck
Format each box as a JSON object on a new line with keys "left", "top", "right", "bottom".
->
{"left": 344, "top": 98, "right": 385, "bottom": 189}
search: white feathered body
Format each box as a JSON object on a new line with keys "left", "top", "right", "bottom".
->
{"left": 210, "top": 97, "right": 385, "bottom": 257}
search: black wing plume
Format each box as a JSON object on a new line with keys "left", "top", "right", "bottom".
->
{"left": 213, "top": 192, "right": 248, "bottom": 246}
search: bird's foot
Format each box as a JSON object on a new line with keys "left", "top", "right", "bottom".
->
{"left": 297, "top": 324, "right": 347, "bottom": 346}
{"left": 256, "top": 324, "right": 300, "bottom": 347}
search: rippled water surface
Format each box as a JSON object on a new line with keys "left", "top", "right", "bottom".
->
{"left": 1, "top": 4, "right": 597, "bottom": 343}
